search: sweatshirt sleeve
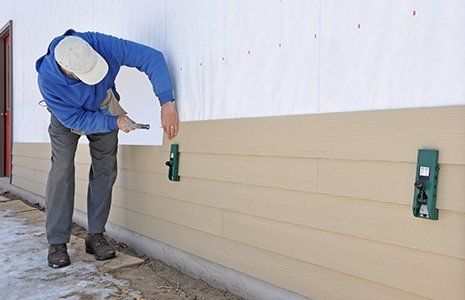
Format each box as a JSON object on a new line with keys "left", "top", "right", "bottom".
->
{"left": 90, "top": 32, "right": 175, "bottom": 105}
{"left": 39, "top": 80, "right": 118, "bottom": 135}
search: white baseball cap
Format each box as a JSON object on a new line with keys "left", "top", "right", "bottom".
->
{"left": 54, "top": 36, "right": 108, "bottom": 85}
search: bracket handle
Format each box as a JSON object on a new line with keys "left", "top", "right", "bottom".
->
{"left": 166, "top": 144, "right": 180, "bottom": 181}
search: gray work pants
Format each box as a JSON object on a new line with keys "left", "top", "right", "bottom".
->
{"left": 45, "top": 114, "right": 118, "bottom": 245}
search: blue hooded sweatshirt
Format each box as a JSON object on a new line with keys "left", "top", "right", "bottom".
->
{"left": 36, "top": 29, "right": 174, "bottom": 134}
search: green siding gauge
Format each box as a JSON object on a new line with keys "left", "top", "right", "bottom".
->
{"left": 165, "top": 144, "right": 180, "bottom": 181}
{"left": 413, "top": 149, "right": 439, "bottom": 220}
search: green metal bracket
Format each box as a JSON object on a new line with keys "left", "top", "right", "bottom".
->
{"left": 413, "top": 149, "right": 439, "bottom": 220}
{"left": 165, "top": 144, "right": 180, "bottom": 181}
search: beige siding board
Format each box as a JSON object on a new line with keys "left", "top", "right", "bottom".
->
{"left": 13, "top": 106, "right": 465, "bottom": 166}
{"left": 180, "top": 153, "right": 318, "bottom": 192}
{"left": 107, "top": 205, "right": 425, "bottom": 300}
{"left": 114, "top": 169, "right": 171, "bottom": 196}
{"left": 74, "top": 180, "right": 222, "bottom": 235}
{"left": 76, "top": 143, "right": 147, "bottom": 166}
{"left": 163, "top": 113, "right": 320, "bottom": 157}
{"left": 13, "top": 155, "right": 50, "bottom": 172}
{"left": 12, "top": 141, "right": 103, "bottom": 165}
{"left": 222, "top": 212, "right": 465, "bottom": 299}
{"left": 13, "top": 155, "right": 89, "bottom": 182}
{"left": 75, "top": 195, "right": 86, "bottom": 212}
{"left": 12, "top": 165, "right": 35, "bottom": 182}
{"left": 112, "top": 188, "right": 223, "bottom": 236}
{"left": 12, "top": 142, "right": 50, "bottom": 159}
{"left": 75, "top": 178, "right": 87, "bottom": 196}
{"left": 34, "top": 170, "right": 48, "bottom": 185}
{"left": 115, "top": 169, "right": 465, "bottom": 259}
{"left": 77, "top": 144, "right": 166, "bottom": 169}
{"left": 11, "top": 150, "right": 465, "bottom": 259}
{"left": 438, "top": 165, "right": 465, "bottom": 212}
{"left": 318, "top": 160, "right": 465, "bottom": 213}
{"left": 117, "top": 145, "right": 167, "bottom": 174}
{"left": 12, "top": 165, "right": 49, "bottom": 186}
{"left": 13, "top": 142, "right": 168, "bottom": 173}
{"left": 75, "top": 163, "right": 90, "bottom": 181}
{"left": 67, "top": 143, "right": 94, "bottom": 165}
{"left": 103, "top": 147, "right": 465, "bottom": 214}
{"left": 167, "top": 106, "right": 465, "bottom": 164}
{"left": 180, "top": 154, "right": 464, "bottom": 213}
{"left": 314, "top": 106, "right": 465, "bottom": 165}
{"left": 319, "top": 160, "right": 414, "bottom": 205}
{"left": 12, "top": 175, "right": 46, "bottom": 197}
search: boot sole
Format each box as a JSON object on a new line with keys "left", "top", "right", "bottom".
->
{"left": 85, "top": 246, "right": 116, "bottom": 261}
{"left": 48, "top": 261, "right": 71, "bottom": 268}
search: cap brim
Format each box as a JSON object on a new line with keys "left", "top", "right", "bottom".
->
{"left": 74, "top": 50, "right": 109, "bottom": 85}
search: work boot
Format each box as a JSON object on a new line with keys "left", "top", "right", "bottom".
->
{"left": 48, "top": 243, "right": 71, "bottom": 268}
{"left": 85, "top": 233, "right": 116, "bottom": 261}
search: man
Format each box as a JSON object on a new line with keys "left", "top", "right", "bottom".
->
{"left": 36, "top": 29, "right": 179, "bottom": 268}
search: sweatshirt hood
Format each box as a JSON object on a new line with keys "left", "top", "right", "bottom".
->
{"left": 36, "top": 29, "right": 79, "bottom": 86}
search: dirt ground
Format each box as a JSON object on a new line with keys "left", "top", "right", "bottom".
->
{"left": 72, "top": 224, "right": 241, "bottom": 300}
{"left": 1, "top": 190, "right": 243, "bottom": 300}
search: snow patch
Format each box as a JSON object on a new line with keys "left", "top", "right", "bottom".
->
{"left": 0, "top": 211, "right": 142, "bottom": 299}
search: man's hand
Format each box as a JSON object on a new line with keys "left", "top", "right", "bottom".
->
{"left": 161, "top": 101, "right": 179, "bottom": 139}
{"left": 117, "top": 115, "right": 135, "bottom": 133}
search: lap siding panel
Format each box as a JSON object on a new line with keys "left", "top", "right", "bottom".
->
{"left": 11, "top": 105, "right": 465, "bottom": 300}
